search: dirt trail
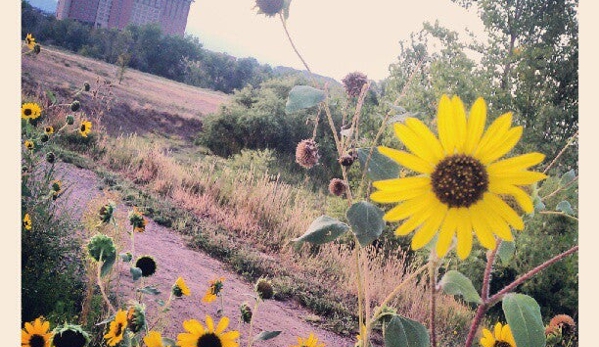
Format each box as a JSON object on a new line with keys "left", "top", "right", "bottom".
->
{"left": 55, "top": 162, "right": 355, "bottom": 347}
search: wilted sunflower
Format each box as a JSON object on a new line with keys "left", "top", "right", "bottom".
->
{"left": 128, "top": 206, "right": 146, "bottom": 232}
{"left": 25, "top": 33, "right": 36, "bottom": 50}
{"left": 295, "top": 139, "right": 320, "bottom": 169}
{"left": 177, "top": 315, "right": 239, "bottom": 347}
{"left": 480, "top": 322, "right": 516, "bottom": 347}
{"left": 290, "top": 333, "right": 325, "bottom": 347}
{"left": 23, "top": 213, "right": 32, "bottom": 230}
{"left": 255, "top": 0, "right": 284, "bottom": 16}
{"left": 79, "top": 120, "right": 92, "bottom": 137}
{"left": 44, "top": 126, "right": 54, "bottom": 135}
{"left": 370, "top": 95, "right": 546, "bottom": 260}
{"left": 21, "top": 102, "right": 42, "bottom": 120}
{"left": 172, "top": 276, "right": 191, "bottom": 297}
{"left": 144, "top": 331, "right": 164, "bottom": 347}
{"left": 202, "top": 277, "right": 225, "bottom": 303}
{"left": 51, "top": 323, "right": 90, "bottom": 347}
{"left": 21, "top": 316, "right": 52, "bottom": 347}
{"left": 104, "top": 309, "right": 128, "bottom": 347}
{"left": 342, "top": 71, "right": 368, "bottom": 98}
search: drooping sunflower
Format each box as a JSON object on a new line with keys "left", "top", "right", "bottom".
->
{"left": 21, "top": 102, "right": 42, "bottom": 120}
{"left": 480, "top": 322, "right": 516, "bottom": 347}
{"left": 79, "top": 120, "right": 92, "bottom": 137}
{"left": 21, "top": 316, "right": 52, "bottom": 347}
{"left": 202, "top": 277, "right": 225, "bottom": 303}
{"left": 177, "top": 315, "right": 239, "bottom": 347}
{"left": 172, "top": 276, "right": 191, "bottom": 297}
{"left": 370, "top": 95, "right": 546, "bottom": 260}
{"left": 51, "top": 323, "right": 90, "bottom": 347}
{"left": 23, "top": 213, "right": 32, "bottom": 230}
{"left": 26, "top": 33, "right": 36, "bottom": 50}
{"left": 290, "top": 333, "right": 325, "bottom": 347}
{"left": 104, "top": 309, "right": 128, "bottom": 347}
{"left": 144, "top": 331, "right": 164, "bottom": 347}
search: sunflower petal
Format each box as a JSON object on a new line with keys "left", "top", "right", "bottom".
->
{"left": 494, "top": 323, "right": 503, "bottom": 340}
{"left": 479, "top": 126, "right": 523, "bottom": 164}
{"left": 490, "top": 171, "right": 548, "bottom": 186}
{"left": 372, "top": 176, "right": 430, "bottom": 191}
{"left": 437, "top": 95, "right": 457, "bottom": 153}
{"left": 487, "top": 153, "right": 546, "bottom": 173}
{"left": 394, "top": 203, "right": 436, "bottom": 236}
{"left": 464, "top": 97, "right": 487, "bottom": 154}
{"left": 215, "top": 316, "right": 230, "bottom": 334}
{"left": 485, "top": 193, "right": 524, "bottom": 230}
{"left": 205, "top": 315, "right": 215, "bottom": 332}
{"left": 451, "top": 96, "right": 468, "bottom": 152}
{"left": 478, "top": 201, "right": 514, "bottom": 241}
{"left": 370, "top": 185, "right": 429, "bottom": 203}
{"left": 436, "top": 208, "right": 458, "bottom": 257}
{"left": 383, "top": 192, "right": 435, "bottom": 222}
{"left": 411, "top": 203, "right": 448, "bottom": 249}
{"left": 377, "top": 146, "right": 434, "bottom": 174}
{"left": 404, "top": 117, "right": 444, "bottom": 161}
{"left": 395, "top": 123, "right": 439, "bottom": 164}
{"left": 456, "top": 208, "right": 473, "bottom": 259}
{"left": 183, "top": 319, "right": 204, "bottom": 335}
{"left": 470, "top": 202, "right": 497, "bottom": 250}
{"left": 475, "top": 112, "right": 512, "bottom": 159}
{"left": 489, "top": 182, "right": 534, "bottom": 213}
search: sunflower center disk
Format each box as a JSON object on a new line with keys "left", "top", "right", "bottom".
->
{"left": 25, "top": 109, "right": 32, "bottom": 116}
{"left": 30, "top": 335, "right": 47, "bottom": 347}
{"left": 494, "top": 342, "right": 513, "bottom": 347}
{"left": 197, "top": 333, "right": 222, "bottom": 347}
{"left": 430, "top": 154, "right": 489, "bottom": 208}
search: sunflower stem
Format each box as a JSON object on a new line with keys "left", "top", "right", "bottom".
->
{"left": 541, "top": 175, "right": 578, "bottom": 202}
{"left": 429, "top": 255, "right": 439, "bottom": 347}
{"left": 97, "top": 258, "right": 116, "bottom": 315}
{"left": 247, "top": 299, "right": 260, "bottom": 347}
{"left": 539, "top": 211, "right": 578, "bottom": 221}
{"left": 542, "top": 130, "right": 578, "bottom": 174}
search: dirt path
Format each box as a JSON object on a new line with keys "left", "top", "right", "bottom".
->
{"left": 55, "top": 162, "right": 355, "bottom": 347}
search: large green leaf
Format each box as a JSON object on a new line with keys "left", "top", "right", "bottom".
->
{"left": 130, "top": 266, "right": 143, "bottom": 281}
{"left": 137, "top": 286, "right": 161, "bottom": 295}
{"left": 285, "top": 86, "right": 326, "bottom": 114}
{"left": 438, "top": 270, "right": 482, "bottom": 304}
{"left": 100, "top": 253, "right": 116, "bottom": 278}
{"left": 292, "top": 216, "right": 349, "bottom": 244}
{"left": 556, "top": 201, "right": 575, "bottom": 215}
{"left": 357, "top": 147, "right": 400, "bottom": 181}
{"left": 346, "top": 201, "right": 385, "bottom": 246}
{"left": 502, "top": 293, "right": 545, "bottom": 347}
{"left": 497, "top": 241, "right": 516, "bottom": 266}
{"left": 560, "top": 169, "right": 576, "bottom": 186}
{"left": 384, "top": 315, "right": 430, "bottom": 347}
{"left": 252, "top": 331, "right": 282, "bottom": 342}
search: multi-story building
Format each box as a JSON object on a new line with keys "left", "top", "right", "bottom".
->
{"left": 55, "top": 0, "right": 193, "bottom": 36}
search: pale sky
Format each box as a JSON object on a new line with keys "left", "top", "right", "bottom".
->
{"left": 185, "top": 0, "right": 487, "bottom": 81}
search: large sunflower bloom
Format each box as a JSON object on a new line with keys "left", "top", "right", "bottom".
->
{"left": 480, "top": 322, "right": 516, "bottom": 347}
{"left": 21, "top": 316, "right": 52, "bottom": 347}
{"left": 22, "top": 102, "right": 42, "bottom": 120}
{"left": 290, "top": 333, "right": 325, "bottom": 347}
{"left": 177, "top": 315, "right": 239, "bottom": 347}
{"left": 104, "top": 309, "right": 128, "bottom": 347}
{"left": 370, "top": 95, "right": 546, "bottom": 259}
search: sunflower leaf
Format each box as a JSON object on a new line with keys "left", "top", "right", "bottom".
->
{"left": 130, "top": 266, "right": 143, "bottom": 281}
{"left": 438, "top": 270, "right": 482, "bottom": 304}
{"left": 533, "top": 196, "right": 545, "bottom": 213}
{"left": 357, "top": 147, "right": 400, "bottom": 181}
{"left": 119, "top": 252, "right": 132, "bottom": 262}
{"left": 137, "top": 286, "right": 161, "bottom": 295}
{"left": 253, "top": 331, "right": 282, "bottom": 342}
{"left": 560, "top": 169, "right": 576, "bottom": 186}
{"left": 156, "top": 299, "right": 165, "bottom": 306}
{"left": 292, "top": 215, "right": 349, "bottom": 244}
{"left": 346, "top": 201, "right": 385, "bottom": 246}
{"left": 100, "top": 253, "right": 116, "bottom": 277}
{"left": 384, "top": 315, "right": 430, "bottom": 347}
{"left": 46, "top": 90, "right": 57, "bottom": 105}
{"left": 285, "top": 86, "right": 326, "bottom": 114}
{"left": 497, "top": 241, "right": 516, "bottom": 266}
{"left": 502, "top": 293, "right": 545, "bottom": 347}
{"left": 556, "top": 200, "right": 574, "bottom": 215}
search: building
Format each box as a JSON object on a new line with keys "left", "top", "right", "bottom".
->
{"left": 55, "top": 0, "right": 193, "bottom": 36}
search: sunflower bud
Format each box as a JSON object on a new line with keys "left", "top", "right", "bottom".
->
{"left": 83, "top": 82, "right": 91, "bottom": 92}
{"left": 127, "top": 303, "right": 147, "bottom": 333}
{"left": 254, "top": 278, "right": 274, "bottom": 300}
{"left": 66, "top": 114, "right": 75, "bottom": 125}
{"left": 70, "top": 100, "right": 81, "bottom": 112}
{"left": 99, "top": 201, "right": 116, "bottom": 224}
{"left": 240, "top": 302, "right": 253, "bottom": 323}
{"left": 33, "top": 43, "right": 41, "bottom": 54}
{"left": 87, "top": 234, "right": 116, "bottom": 262}
{"left": 342, "top": 72, "right": 368, "bottom": 98}
{"left": 255, "top": 0, "right": 284, "bottom": 16}
{"left": 328, "top": 178, "right": 348, "bottom": 197}
{"left": 46, "top": 152, "right": 56, "bottom": 164}
{"left": 295, "top": 139, "right": 320, "bottom": 169}
{"left": 52, "top": 323, "right": 90, "bottom": 347}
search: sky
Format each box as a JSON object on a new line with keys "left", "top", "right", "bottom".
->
{"left": 184, "top": 0, "right": 487, "bottom": 81}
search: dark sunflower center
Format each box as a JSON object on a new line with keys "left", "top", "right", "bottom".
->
{"left": 136, "top": 257, "right": 156, "bottom": 277}
{"left": 24, "top": 108, "right": 32, "bottom": 116}
{"left": 81, "top": 124, "right": 86, "bottom": 132}
{"left": 197, "top": 333, "right": 222, "bottom": 347}
{"left": 114, "top": 323, "right": 124, "bottom": 337}
{"left": 494, "top": 342, "right": 512, "bottom": 347}
{"left": 53, "top": 330, "right": 87, "bottom": 347}
{"left": 430, "top": 154, "right": 488, "bottom": 208}
{"left": 29, "top": 334, "right": 46, "bottom": 347}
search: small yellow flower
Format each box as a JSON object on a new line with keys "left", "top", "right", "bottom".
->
{"left": 21, "top": 102, "right": 42, "bottom": 120}
{"left": 480, "top": 322, "right": 516, "bottom": 347}
{"left": 144, "top": 331, "right": 164, "bottom": 347}
{"left": 44, "top": 126, "right": 54, "bottom": 135}
{"left": 24, "top": 140, "right": 35, "bottom": 150}
{"left": 23, "top": 213, "right": 32, "bottom": 230}
{"left": 177, "top": 315, "right": 239, "bottom": 347}
{"left": 26, "top": 33, "right": 36, "bottom": 50}
{"left": 79, "top": 120, "right": 92, "bottom": 137}
{"left": 104, "top": 309, "right": 128, "bottom": 347}
{"left": 202, "top": 277, "right": 225, "bottom": 303}
{"left": 173, "top": 276, "right": 191, "bottom": 297}
{"left": 21, "top": 316, "right": 52, "bottom": 347}
{"left": 290, "top": 333, "right": 325, "bottom": 347}
{"left": 370, "top": 95, "right": 546, "bottom": 260}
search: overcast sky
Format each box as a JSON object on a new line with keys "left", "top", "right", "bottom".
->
{"left": 184, "top": 0, "right": 486, "bottom": 81}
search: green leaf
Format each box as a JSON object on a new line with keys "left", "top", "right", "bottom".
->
{"left": 357, "top": 147, "right": 400, "bottom": 181}
{"left": 384, "top": 315, "right": 430, "bottom": 347}
{"left": 556, "top": 201, "right": 574, "bottom": 215}
{"left": 285, "top": 86, "right": 326, "bottom": 114}
{"left": 137, "top": 286, "right": 161, "bottom": 295}
{"left": 502, "top": 293, "right": 545, "bottom": 347}
{"left": 346, "top": 201, "right": 385, "bottom": 246}
{"left": 292, "top": 216, "right": 349, "bottom": 244}
{"left": 162, "top": 338, "right": 177, "bottom": 347}
{"left": 438, "top": 270, "right": 482, "bottom": 304}
{"left": 156, "top": 299, "right": 165, "bottom": 306}
{"left": 533, "top": 196, "right": 545, "bottom": 213}
{"left": 130, "top": 266, "right": 143, "bottom": 281}
{"left": 253, "top": 331, "right": 282, "bottom": 342}
{"left": 46, "top": 90, "right": 57, "bottom": 105}
{"left": 560, "top": 169, "right": 576, "bottom": 186}
{"left": 497, "top": 241, "right": 516, "bottom": 266}
{"left": 100, "top": 253, "right": 116, "bottom": 277}
{"left": 119, "top": 252, "right": 132, "bottom": 262}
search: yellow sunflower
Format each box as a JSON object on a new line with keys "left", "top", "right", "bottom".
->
{"left": 480, "top": 322, "right": 516, "bottom": 347}
{"left": 290, "top": 333, "right": 325, "bottom": 347}
{"left": 202, "top": 277, "right": 225, "bottom": 303}
{"left": 370, "top": 95, "right": 546, "bottom": 260}
{"left": 24, "top": 140, "right": 35, "bottom": 150}
{"left": 104, "top": 309, "right": 128, "bottom": 347}
{"left": 23, "top": 213, "right": 32, "bottom": 230}
{"left": 173, "top": 276, "right": 191, "bottom": 297}
{"left": 79, "top": 120, "right": 92, "bottom": 137}
{"left": 144, "top": 331, "right": 164, "bottom": 347}
{"left": 177, "top": 315, "right": 239, "bottom": 347}
{"left": 45, "top": 126, "right": 54, "bottom": 135}
{"left": 26, "top": 33, "right": 36, "bottom": 50}
{"left": 21, "top": 316, "right": 52, "bottom": 347}
{"left": 22, "top": 102, "right": 42, "bottom": 120}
